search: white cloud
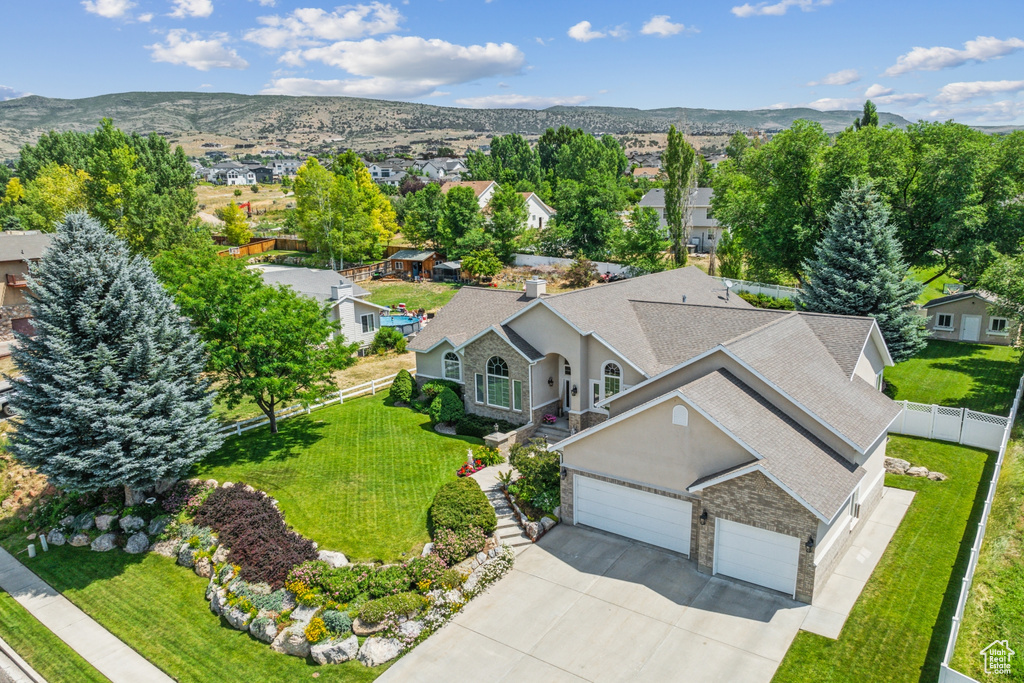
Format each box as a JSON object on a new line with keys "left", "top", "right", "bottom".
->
{"left": 262, "top": 76, "right": 439, "bottom": 98}
{"left": 732, "top": 0, "right": 831, "bottom": 18}
{"left": 253, "top": 0, "right": 275, "bottom": 5}
{"left": 199, "top": 83, "right": 213, "bottom": 88}
{"left": 0, "top": 86, "right": 29, "bottom": 101}
{"left": 805, "top": 96, "right": 861, "bottom": 110}
{"left": 244, "top": 3, "right": 402, "bottom": 49}
{"left": 874, "top": 92, "right": 927, "bottom": 106}
{"left": 807, "top": 69, "right": 860, "bottom": 86}
{"left": 929, "top": 100, "right": 1024, "bottom": 123}
{"left": 170, "top": 0, "right": 213, "bottom": 18}
{"left": 935, "top": 79, "right": 1024, "bottom": 104}
{"left": 864, "top": 83, "right": 893, "bottom": 98}
{"left": 568, "top": 20, "right": 604, "bottom": 42}
{"left": 81, "top": 0, "right": 135, "bottom": 18}
{"left": 147, "top": 30, "right": 249, "bottom": 71}
{"left": 884, "top": 36, "right": 1024, "bottom": 76}
{"left": 138, "top": 12, "right": 153, "bottom": 21}
{"left": 454, "top": 93, "right": 590, "bottom": 108}
{"left": 640, "top": 15, "right": 690, "bottom": 37}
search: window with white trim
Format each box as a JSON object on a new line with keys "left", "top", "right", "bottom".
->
{"left": 475, "top": 374, "right": 484, "bottom": 403}
{"left": 443, "top": 352, "right": 461, "bottom": 381}
{"left": 935, "top": 313, "right": 953, "bottom": 330}
{"left": 512, "top": 380, "right": 522, "bottom": 411}
{"left": 486, "top": 356, "right": 510, "bottom": 409}
{"left": 603, "top": 362, "right": 621, "bottom": 398}
{"left": 360, "top": 313, "right": 376, "bottom": 334}
{"left": 672, "top": 405, "right": 688, "bottom": 426}
{"left": 395, "top": 261, "right": 404, "bottom": 270}
{"left": 564, "top": 360, "right": 571, "bottom": 376}
{"left": 989, "top": 317, "right": 1008, "bottom": 333}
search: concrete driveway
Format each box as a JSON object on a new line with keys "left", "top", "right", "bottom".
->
{"left": 380, "top": 525, "right": 810, "bottom": 682}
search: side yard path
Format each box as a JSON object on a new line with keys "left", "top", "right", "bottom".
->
{"left": 0, "top": 548, "right": 170, "bottom": 683}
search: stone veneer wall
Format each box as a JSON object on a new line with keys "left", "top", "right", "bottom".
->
{"left": 811, "top": 478, "right": 884, "bottom": 597}
{"left": 697, "top": 470, "right": 820, "bottom": 603}
{"left": 461, "top": 332, "right": 531, "bottom": 426}
{"left": 0, "top": 305, "right": 32, "bottom": 342}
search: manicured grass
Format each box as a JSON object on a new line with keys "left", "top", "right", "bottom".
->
{"left": 884, "top": 341, "right": 1022, "bottom": 415}
{"left": 0, "top": 548, "right": 383, "bottom": 683}
{"left": 0, "top": 590, "right": 108, "bottom": 683}
{"left": 363, "top": 281, "right": 461, "bottom": 313}
{"left": 950, "top": 435, "right": 1024, "bottom": 681}
{"left": 909, "top": 265, "right": 962, "bottom": 304}
{"left": 195, "top": 392, "right": 481, "bottom": 561}
{"left": 773, "top": 435, "right": 993, "bottom": 683}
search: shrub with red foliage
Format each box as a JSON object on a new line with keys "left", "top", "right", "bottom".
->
{"left": 194, "top": 485, "right": 317, "bottom": 589}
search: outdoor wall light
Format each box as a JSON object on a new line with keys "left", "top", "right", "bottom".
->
{"left": 548, "top": 376, "right": 554, "bottom": 387}
{"left": 699, "top": 510, "right": 708, "bottom": 526}
{"left": 571, "top": 384, "right": 578, "bottom": 396}
{"left": 560, "top": 467, "right": 567, "bottom": 480}
{"left": 805, "top": 535, "right": 815, "bottom": 553}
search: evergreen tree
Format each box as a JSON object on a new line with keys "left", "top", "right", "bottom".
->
{"left": 800, "top": 182, "right": 926, "bottom": 362}
{"left": 853, "top": 100, "right": 879, "bottom": 130}
{"left": 663, "top": 125, "right": 696, "bottom": 265}
{"left": 10, "top": 213, "right": 220, "bottom": 498}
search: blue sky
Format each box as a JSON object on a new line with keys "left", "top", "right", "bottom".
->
{"left": 3, "top": 0, "right": 1024, "bottom": 124}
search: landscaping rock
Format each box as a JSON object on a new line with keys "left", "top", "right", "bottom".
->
{"left": 434, "top": 423, "right": 457, "bottom": 435}
{"left": 72, "top": 512, "right": 95, "bottom": 531}
{"left": 69, "top": 533, "right": 90, "bottom": 547}
{"left": 475, "top": 552, "right": 487, "bottom": 565}
{"left": 541, "top": 516, "right": 557, "bottom": 532}
{"left": 59, "top": 515, "right": 74, "bottom": 528}
{"left": 907, "top": 466, "right": 929, "bottom": 477}
{"left": 281, "top": 591, "right": 297, "bottom": 612}
{"left": 148, "top": 516, "right": 170, "bottom": 537}
{"left": 204, "top": 479, "right": 218, "bottom": 488}
{"left": 209, "top": 588, "right": 227, "bottom": 616}
{"left": 249, "top": 617, "right": 278, "bottom": 644}
{"left": 553, "top": 506, "right": 561, "bottom": 518}
{"left": 177, "top": 545, "right": 197, "bottom": 568}
{"left": 242, "top": 484, "right": 256, "bottom": 493}
{"left": 150, "top": 539, "right": 178, "bottom": 557}
{"left": 525, "top": 522, "right": 540, "bottom": 540}
{"left": 443, "top": 589, "right": 464, "bottom": 605}
{"left": 224, "top": 606, "right": 252, "bottom": 631}
{"left": 211, "top": 545, "right": 230, "bottom": 564}
{"left": 421, "top": 543, "right": 434, "bottom": 557}
{"left": 398, "top": 620, "right": 423, "bottom": 640}
{"left": 318, "top": 550, "right": 348, "bottom": 568}
{"left": 194, "top": 557, "right": 212, "bottom": 578}
{"left": 154, "top": 478, "right": 176, "bottom": 494}
{"left": 47, "top": 529, "right": 66, "bottom": 547}
{"left": 351, "top": 617, "right": 388, "bottom": 637}
{"left": 90, "top": 533, "right": 117, "bottom": 552}
{"left": 928, "top": 471, "right": 949, "bottom": 481}
{"left": 357, "top": 638, "right": 403, "bottom": 667}
{"left": 124, "top": 532, "right": 149, "bottom": 554}
{"left": 271, "top": 625, "right": 311, "bottom": 658}
{"left": 312, "top": 634, "right": 360, "bottom": 665}
{"left": 290, "top": 605, "right": 318, "bottom": 625}
{"left": 119, "top": 515, "right": 145, "bottom": 533}
{"left": 884, "top": 458, "right": 911, "bottom": 475}
{"left": 222, "top": 482, "right": 234, "bottom": 489}
{"left": 94, "top": 514, "right": 118, "bottom": 532}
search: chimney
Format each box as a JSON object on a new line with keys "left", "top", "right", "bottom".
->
{"left": 331, "top": 282, "right": 353, "bottom": 300}
{"left": 524, "top": 277, "right": 547, "bottom": 300}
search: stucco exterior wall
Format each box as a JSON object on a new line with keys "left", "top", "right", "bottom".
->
{"left": 0, "top": 261, "right": 32, "bottom": 308}
{"left": 853, "top": 334, "right": 886, "bottom": 388}
{"left": 462, "top": 329, "right": 531, "bottom": 425}
{"left": 414, "top": 342, "right": 456, "bottom": 382}
{"left": 531, "top": 354, "right": 561, "bottom": 415}
{"left": 560, "top": 396, "right": 752, "bottom": 495}
{"left": 924, "top": 296, "right": 1020, "bottom": 346}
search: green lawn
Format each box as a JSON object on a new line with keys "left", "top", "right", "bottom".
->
{"left": 774, "top": 435, "right": 993, "bottom": 683}
{"left": 909, "top": 265, "right": 962, "bottom": 304}
{"left": 195, "top": 392, "right": 481, "bottom": 561}
{"left": 363, "top": 281, "right": 461, "bottom": 314}
{"left": 0, "top": 590, "right": 109, "bottom": 683}
{"left": 0, "top": 549, "right": 383, "bottom": 683}
{"left": 951, "top": 435, "right": 1024, "bottom": 681}
{"left": 884, "top": 340, "right": 1022, "bottom": 415}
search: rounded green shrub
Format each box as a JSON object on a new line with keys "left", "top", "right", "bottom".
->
{"left": 371, "top": 327, "right": 407, "bottom": 355}
{"left": 429, "top": 478, "right": 497, "bottom": 535}
{"left": 390, "top": 368, "right": 414, "bottom": 404}
{"left": 429, "top": 387, "right": 464, "bottom": 425}
{"left": 366, "top": 565, "right": 412, "bottom": 598}
{"left": 321, "top": 609, "right": 353, "bottom": 635}
{"left": 358, "top": 592, "right": 427, "bottom": 625}
{"left": 422, "top": 379, "right": 460, "bottom": 400}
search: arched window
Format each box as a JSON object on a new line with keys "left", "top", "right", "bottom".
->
{"left": 564, "top": 359, "right": 571, "bottom": 376}
{"left": 672, "top": 405, "right": 689, "bottom": 426}
{"left": 443, "top": 351, "right": 461, "bottom": 381}
{"left": 603, "top": 362, "right": 621, "bottom": 398}
{"left": 486, "top": 356, "right": 510, "bottom": 408}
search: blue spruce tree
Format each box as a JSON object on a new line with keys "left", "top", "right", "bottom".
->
{"left": 800, "top": 181, "right": 927, "bottom": 362}
{"left": 10, "top": 212, "right": 221, "bottom": 500}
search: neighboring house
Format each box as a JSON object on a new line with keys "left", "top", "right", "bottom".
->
{"left": 272, "top": 159, "right": 303, "bottom": 177}
{"left": 440, "top": 180, "right": 499, "bottom": 209}
{"left": 252, "top": 265, "right": 386, "bottom": 348}
{"left": 410, "top": 266, "right": 898, "bottom": 603}
{"left": 225, "top": 169, "right": 257, "bottom": 186}
{"left": 387, "top": 249, "right": 441, "bottom": 280}
{"left": 188, "top": 160, "right": 206, "bottom": 180}
{"left": 0, "top": 231, "right": 53, "bottom": 341}
{"left": 250, "top": 167, "right": 274, "bottom": 184}
{"left": 638, "top": 187, "right": 723, "bottom": 252}
{"left": 632, "top": 167, "right": 662, "bottom": 180}
{"left": 412, "top": 159, "right": 447, "bottom": 179}
{"left": 431, "top": 260, "right": 462, "bottom": 282}
{"left": 520, "top": 192, "right": 556, "bottom": 230}
{"left": 922, "top": 291, "right": 1020, "bottom": 346}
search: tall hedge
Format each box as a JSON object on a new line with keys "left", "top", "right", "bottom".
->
{"left": 429, "top": 387, "right": 464, "bottom": 425}
{"left": 390, "top": 368, "right": 414, "bottom": 404}
{"left": 429, "top": 478, "right": 497, "bottom": 535}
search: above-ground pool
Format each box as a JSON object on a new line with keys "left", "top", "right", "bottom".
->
{"left": 380, "top": 315, "right": 422, "bottom": 335}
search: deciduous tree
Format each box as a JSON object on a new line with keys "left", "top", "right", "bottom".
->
{"left": 487, "top": 184, "right": 529, "bottom": 263}
{"left": 663, "top": 125, "right": 697, "bottom": 265}
{"left": 616, "top": 207, "right": 669, "bottom": 276}
{"left": 218, "top": 201, "right": 252, "bottom": 246}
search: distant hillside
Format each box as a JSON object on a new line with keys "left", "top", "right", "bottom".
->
{"left": 0, "top": 91, "right": 914, "bottom": 158}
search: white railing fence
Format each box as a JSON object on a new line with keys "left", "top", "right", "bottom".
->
{"left": 888, "top": 401, "right": 1010, "bottom": 451}
{"left": 709, "top": 276, "right": 803, "bottom": 301}
{"left": 215, "top": 369, "right": 416, "bottom": 436}
{"left": 938, "top": 372, "right": 1023, "bottom": 683}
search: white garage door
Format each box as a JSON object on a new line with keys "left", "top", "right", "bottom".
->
{"left": 714, "top": 519, "right": 800, "bottom": 596}
{"left": 574, "top": 476, "right": 691, "bottom": 555}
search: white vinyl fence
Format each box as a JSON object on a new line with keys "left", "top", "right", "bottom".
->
{"left": 939, "top": 372, "right": 1024, "bottom": 683}
{"left": 215, "top": 369, "right": 415, "bottom": 437}
{"left": 709, "top": 276, "right": 803, "bottom": 301}
{"left": 888, "top": 401, "right": 1010, "bottom": 451}
{"left": 512, "top": 254, "right": 630, "bottom": 277}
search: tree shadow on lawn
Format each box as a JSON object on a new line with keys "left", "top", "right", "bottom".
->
{"left": 5, "top": 541, "right": 150, "bottom": 593}
{"left": 198, "top": 416, "right": 328, "bottom": 470}
{"left": 930, "top": 356, "right": 1022, "bottom": 415}
{"left": 921, "top": 446, "right": 998, "bottom": 682}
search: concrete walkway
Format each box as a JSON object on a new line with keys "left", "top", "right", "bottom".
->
{"left": 0, "top": 548, "right": 171, "bottom": 683}
{"left": 471, "top": 464, "right": 533, "bottom": 555}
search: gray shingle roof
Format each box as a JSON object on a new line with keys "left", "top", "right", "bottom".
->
{"left": 389, "top": 249, "right": 438, "bottom": 262}
{"left": 682, "top": 369, "right": 864, "bottom": 519}
{"left": 799, "top": 312, "right": 877, "bottom": 377}
{"left": 922, "top": 290, "right": 994, "bottom": 308}
{"left": 638, "top": 187, "right": 713, "bottom": 209}
{"left": 255, "top": 266, "right": 369, "bottom": 301}
{"left": 0, "top": 232, "right": 52, "bottom": 262}
{"left": 407, "top": 287, "right": 533, "bottom": 352}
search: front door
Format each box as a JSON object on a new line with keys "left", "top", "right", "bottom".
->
{"left": 961, "top": 315, "right": 982, "bottom": 342}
